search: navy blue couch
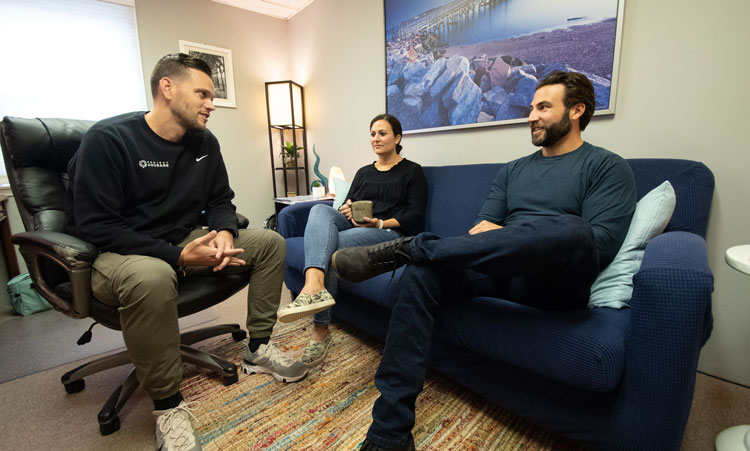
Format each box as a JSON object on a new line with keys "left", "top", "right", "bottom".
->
{"left": 278, "top": 159, "right": 715, "bottom": 450}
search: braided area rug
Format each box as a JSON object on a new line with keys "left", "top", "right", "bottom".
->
{"left": 181, "top": 320, "right": 579, "bottom": 450}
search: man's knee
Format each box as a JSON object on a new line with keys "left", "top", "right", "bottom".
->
{"left": 114, "top": 257, "right": 177, "bottom": 307}
{"left": 237, "top": 228, "right": 286, "bottom": 261}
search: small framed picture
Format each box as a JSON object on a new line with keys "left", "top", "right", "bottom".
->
{"left": 178, "top": 40, "right": 236, "bottom": 108}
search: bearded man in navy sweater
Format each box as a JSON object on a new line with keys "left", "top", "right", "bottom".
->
{"left": 65, "top": 53, "right": 306, "bottom": 451}
{"left": 332, "top": 72, "right": 638, "bottom": 451}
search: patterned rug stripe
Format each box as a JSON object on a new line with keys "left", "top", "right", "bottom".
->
{"left": 179, "top": 320, "right": 579, "bottom": 450}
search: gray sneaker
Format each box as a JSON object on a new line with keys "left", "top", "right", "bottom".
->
{"left": 242, "top": 342, "right": 308, "bottom": 382}
{"left": 277, "top": 289, "right": 336, "bottom": 323}
{"left": 153, "top": 401, "right": 202, "bottom": 451}
{"left": 301, "top": 334, "right": 334, "bottom": 368}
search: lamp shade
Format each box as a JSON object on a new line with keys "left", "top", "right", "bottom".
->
{"left": 266, "top": 81, "right": 303, "bottom": 127}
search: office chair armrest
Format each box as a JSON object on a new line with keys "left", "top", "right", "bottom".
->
{"left": 236, "top": 213, "right": 249, "bottom": 229}
{"left": 12, "top": 230, "right": 98, "bottom": 266}
{"left": 12, "top": 231, "right": 97, "bottom": 319}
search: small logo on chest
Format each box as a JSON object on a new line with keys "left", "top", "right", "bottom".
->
{"left": 138, "top": 160, "right": 169, "bottom": 169}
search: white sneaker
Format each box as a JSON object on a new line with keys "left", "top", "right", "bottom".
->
{"left": 153, "top": 401, "right": 202, "bottom": 451}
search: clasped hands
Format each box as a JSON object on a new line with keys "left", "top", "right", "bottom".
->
{"left": 178, "top": 230, "right": 245, "bottom": 271}
{"left": 339, "top": 199, "right": 381, "bottom": 228}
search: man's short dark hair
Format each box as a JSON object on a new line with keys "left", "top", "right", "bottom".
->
{"left": 149, "top": 53, "right": 213, "bottom": 99}
{"left": 536, "top": 71, "right": 595, "bottom": 131}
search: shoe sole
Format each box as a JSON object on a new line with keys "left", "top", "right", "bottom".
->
{"left": 241, "top": 361, "right": 308, "bottom": 383}
{"left": 277, "top": 298, "right": 336, "bottom": 323}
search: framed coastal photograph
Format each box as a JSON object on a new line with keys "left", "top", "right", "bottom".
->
{"left": 384, "top": 0, "right": 625, "bottom": 133}
{"left": 178, "top": 40, "right": 236, "bottom": 108}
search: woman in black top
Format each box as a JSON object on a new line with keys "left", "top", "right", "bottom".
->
{"left": 277, "top": 114, "right": 428, "bottom": 367}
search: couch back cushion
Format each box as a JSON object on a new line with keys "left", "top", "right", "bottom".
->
{"left": 422, "top": 164, "right": 503, "bottom": 237}
{"left": 422, "top": 158, "right": 713, "bottom": 239}
{"left": 628, "top": 159, "right": 714, "bottom": 238}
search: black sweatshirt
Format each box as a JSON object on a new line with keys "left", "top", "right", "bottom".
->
{"left": 346, "top": 158, "right": 428, "bottom": 236}
{"left": 64, "top": 112, "right": 238, "bottom": 266}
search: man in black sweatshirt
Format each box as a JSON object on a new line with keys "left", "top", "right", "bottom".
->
{"left": 65, "top": 53, "right": 305, "bottom": 451}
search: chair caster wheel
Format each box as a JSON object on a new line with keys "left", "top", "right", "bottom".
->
{"left": 99, "top": 417, "right": 120, "bottom": 435}
{"left": 232, "top": 330, "right": 247, "bottom": 341}
{"left": 64, "top": 378, "right": 85, "bottom": 394}
{"left": 223, "top": 371, "right": 239, "bottom": 386}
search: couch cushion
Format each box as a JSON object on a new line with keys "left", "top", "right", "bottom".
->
{"left": 422, "top": 164, "right": 503, "bottom": 237}
{"left": 589, "top": 181, "right": 676, "bottom": 308}
{"left": 437, "top": 296, "right": 629, "bottom": 392}
{"left": 628, "top": 159, "right": 713, "bottom": 238}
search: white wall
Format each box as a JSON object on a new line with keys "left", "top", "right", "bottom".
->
{"left": 288, "top": 0, "right": 750, "bottom": 385}
{"left": 134, "top": 0, "right": 290, "bottom": 227}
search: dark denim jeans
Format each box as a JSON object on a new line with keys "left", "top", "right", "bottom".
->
{"left": 366, "top": 215, "right": 599, "bottom": 447}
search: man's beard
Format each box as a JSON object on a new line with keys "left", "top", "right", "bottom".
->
{"left": 531, "top": 110, "right": 571, "bottom": 147}
{"left": 171, "top": 99, "right": 205, "bottom": 132}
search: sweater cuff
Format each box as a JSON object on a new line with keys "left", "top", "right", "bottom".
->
{"left": 156, "top": 243, "right": 184, "bottom": 267}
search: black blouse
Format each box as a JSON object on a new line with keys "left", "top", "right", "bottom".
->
{"left": 346, "top": 158, "right": 428, "bottom": 236}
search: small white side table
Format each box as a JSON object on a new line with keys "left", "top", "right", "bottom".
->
{"left": 716, "top": 245, "right": 750, "bottom": 451}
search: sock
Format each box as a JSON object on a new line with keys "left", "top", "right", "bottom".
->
{"left": 248, "top": 336, "right": 270, "bottom": 353}
{"left": 153, "top": 391, "right": 184, "bottom": 411}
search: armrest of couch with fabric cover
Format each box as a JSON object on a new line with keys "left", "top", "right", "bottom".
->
{"left": 278, "top": 159, "right": 715, "bottom": 451}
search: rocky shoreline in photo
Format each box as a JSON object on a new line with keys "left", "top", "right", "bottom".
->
{"left": 386, "top": 19, "right": 617, "bottom": 131}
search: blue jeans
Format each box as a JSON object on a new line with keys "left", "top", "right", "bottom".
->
{"left": 304, "top": 204, "right": 400, "bottom": 324}
{"left": 366, "top": 215, "right": 600, "bottom": 448}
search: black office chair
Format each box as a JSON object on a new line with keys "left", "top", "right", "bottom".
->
{"left": 0, "top": 116, "right": 251, "bottom": 435}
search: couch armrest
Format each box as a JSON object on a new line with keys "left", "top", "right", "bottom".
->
{"left": 12, "top": 230, "right": 97, "bottom": 319}
{"left": 277, "top": 200, "right": 333, "bottom": 238}
{"left": 614, "top": 231, "right": 714, "bottom": 449}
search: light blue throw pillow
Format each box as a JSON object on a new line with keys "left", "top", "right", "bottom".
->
{"left": 588, "top": 181, "right": 676, "bottom": 309}
{"left": 331, "top": 178, "right": 352, "bottom": 211}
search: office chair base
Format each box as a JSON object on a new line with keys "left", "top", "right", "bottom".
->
{"left": 99, "top": 417, "right": 121, "bottom": 435}
{"left": 64, "top": 378, "right": 85, "bottom": 394}
{"left": 59, "top": 324, "right": 244, "bottom": 435}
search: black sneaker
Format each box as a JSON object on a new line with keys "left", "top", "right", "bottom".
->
{"left": 360, "top": 436, "right": 415, "bottom": 451}
{"left": 331, "top": 237, "right": 413, "bottom": 283}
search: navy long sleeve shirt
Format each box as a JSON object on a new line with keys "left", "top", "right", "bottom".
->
{"left": 475, "top": 142, "right": 637, "bottom": 269}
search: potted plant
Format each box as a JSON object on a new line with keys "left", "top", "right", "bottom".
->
{"left": 311, "top": 179, "right": 325, "bottom": 198}
{"left": 280, "top": 141, "right": 303, "bottom": 168}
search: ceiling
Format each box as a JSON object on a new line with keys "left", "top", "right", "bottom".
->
{"left": 209, "top": 0, "right": 315, "bottom": 20}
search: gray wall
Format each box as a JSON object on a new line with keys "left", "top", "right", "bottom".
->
{"left": 286, "top": 0, "right": 750, "bottom": 385}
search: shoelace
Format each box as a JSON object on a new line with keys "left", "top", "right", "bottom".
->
{"left": 366, "top": 237, "right": 409, "bottom": 279}
{"left": 159, "top": 401, "right": 199, "bottom": 450}
{"left": 263, "top": 343, "right": 295, "bottom": 365}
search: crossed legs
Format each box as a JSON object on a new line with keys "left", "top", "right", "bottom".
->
{"left": 364, "top": 215, "right": 600, "bottom": 447}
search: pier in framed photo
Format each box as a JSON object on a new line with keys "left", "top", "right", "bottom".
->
{"left": 384, "top": 0, "right": 625, "bottom": 133}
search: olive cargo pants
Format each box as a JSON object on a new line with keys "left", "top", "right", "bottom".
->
{"left": 91, "top": 228, "right": 286, "bottom": 400}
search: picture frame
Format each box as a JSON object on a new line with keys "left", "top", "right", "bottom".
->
{"left": 178, "top": 40, "right": 236, "bottom": 108}
{"left": 384, "top": 0, "right": 626, "bottom": 134}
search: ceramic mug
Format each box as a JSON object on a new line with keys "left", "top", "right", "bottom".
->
{"left": 351, "top": 200, "right": 373, "bottom": 223}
